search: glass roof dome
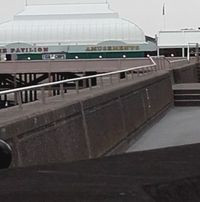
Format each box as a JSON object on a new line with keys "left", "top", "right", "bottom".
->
{"left": 0, "top": 0, "right": 146, "bottom": 46}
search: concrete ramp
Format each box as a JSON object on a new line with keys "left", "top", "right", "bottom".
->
{"left": 127, "top": 107, "right": 200, "bottom": 152}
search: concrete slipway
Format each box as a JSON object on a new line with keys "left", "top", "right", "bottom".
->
{"left": 127, "top": 107, "right": 200, "bottom": 152}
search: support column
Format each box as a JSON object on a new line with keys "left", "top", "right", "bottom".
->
{"left": 24, "top": 73, "right": 28, "bottom": 103}
{"left": 196, "top": 43, "right": 199, "bottom": 63}
{"left": 13, "top": 74, "right": 17, "bottom": 105}
{"left": 33, "top": 74, "right": 37, "bottom": 101}
{"left": 187, "top": 44, "right": 190, "bottom": 61}
{"left": 29, "top": 74, "right": 33, "bottom": 102}
{"left": 182, "top": 47, "right": 185, "bottom": 58}
{"left": 157, "top": 47, "right": 160, "bottom": 57}
{"left": 48, "top": 72, "right": 52, "bottom": 97}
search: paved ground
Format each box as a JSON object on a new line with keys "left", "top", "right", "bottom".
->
{"left": 127, "top": 107, "right": 200, "bottom": 152}
{"left": 1, "top": 143, "right": 200, "bottom": 201}
{"left": 0, "top": 58, "right": 151, "bottom": 74}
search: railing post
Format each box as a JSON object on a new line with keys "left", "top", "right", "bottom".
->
{"left": 17, "top": 91, "right": 22, "bottom": 110}
{"left": 125, "top": 72, "right": 128, "bottom": 80}
{"left": 100, "top": 76, "right": 104, "bottom": 88}
{"left": 75, "top": 81, "right": 79, "bottom": 94}
{"left": 160, "top": 57, "right": 163, "bottom": 70}
{"left": 131, "top": 70, "right": 134, "bottom": 79}
{"left": 48, "top": 72, "right": 52, "bottom": 97}
{"left": 142, "top": 68, "right": 145, "bottom": 75}
{"left": 118, "top": 73, "right": 121, "bottom": 83}
{"left": 14, "top": 92, "right": 17, "bottom": 106}
{"left": 155, "top": 64, "right": 158, "bottom": 71}
{"left": 147, "top": 67, "right": 150, "bottom": 74}
{"left": 89, "top": 78, "right": 92, "bottom": 90}
{"left": 41, "top": 87, "right": 46, "bottom": 104}
{"left": 136, "top": 69, "right": 139, "bottom": 77}
{"left": 162, "top": 57, "right": 166, "bottom": 69}
{"left": 60, "top": 83, "right": 64, "bottom": 99}
{"left": 150, "top": 66, "right": 153, "bottom": 73}
{"left": 110, "top": 75, "right": 113, "bottom": 85}
{"left": 157, "top": 58, "right": 160, "bottom": 70}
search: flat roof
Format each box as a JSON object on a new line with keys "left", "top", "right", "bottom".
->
{"left": 158, "top": 30, "right": 200, "bottom": 48}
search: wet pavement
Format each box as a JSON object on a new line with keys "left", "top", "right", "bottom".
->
{"left": 127, "top": 107, "right": 200, "bottom": 152}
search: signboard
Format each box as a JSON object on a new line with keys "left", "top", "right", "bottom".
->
{"left": 0, "top": 44, "right": 150, "bottom": 55}
{"left": 85, "top": 45, "right": 140, "bottom": 52}
{"left": 0, "top": 47, "right": 48, "bottom": 54}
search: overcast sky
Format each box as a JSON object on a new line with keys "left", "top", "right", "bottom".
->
{"left": 0, "top": 0, "right": 200, "bottom": 37}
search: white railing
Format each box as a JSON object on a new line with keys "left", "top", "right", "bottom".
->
{"left": 0, "top": 56, "right": 191, "bottom": 110}
{"left": 152, "top": 56, "right": 192, "bottom": 69}
{"left": 168, "top": 58, "right": 190, "bottom": 68}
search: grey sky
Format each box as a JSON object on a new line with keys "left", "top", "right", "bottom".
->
{"left": 0, "top": 0, "right": 200, "bottom": 37}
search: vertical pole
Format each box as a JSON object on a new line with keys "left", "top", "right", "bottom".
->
{"left": 196, "top": 43, "right": 199, "bottom": 64}
{"left": 187, "top": 44, "right": 190, "bottom": 61}
{"left": 155, "top": 34, "right": 160, "bottom": 57}
{"left": 157, "top": 48, "right": 160, "bottom": 57}
{"left": 182, "top": 47, "right": 185, "bottom": 58}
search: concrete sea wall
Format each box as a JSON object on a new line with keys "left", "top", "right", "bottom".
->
{"left": 0, "top": 72, "right": 173, "bottom": 167}
{"left": 172, "top": 63, "right": 198, "bottom": 83}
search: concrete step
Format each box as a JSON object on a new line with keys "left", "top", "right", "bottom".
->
{"left": 174, "top": 99, "right": 200, "bottom": 106}
{"left": 174, "top": 89, "right": 200, "bottom": 94}
{"left": 174, "top": 94, "right": 200, "bottom": 100}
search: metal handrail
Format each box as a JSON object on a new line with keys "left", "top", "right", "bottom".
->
{"left": 169, "top": 58, "right": 188, "bottom": 63}
{"left": 0, "top": 58, "right": 157, "bottom": 96}
{"left": 168, "top": 58, "right": 190, "bottom": 68}
{"left": 152, "top": 56, "right": 190, "bottom": 69}
{"left": 0, "top": 56, "right": 165, "bottom": 109}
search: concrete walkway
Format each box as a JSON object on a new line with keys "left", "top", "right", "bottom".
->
{"left": 127, "top": 107, "right": 200, "bottom": 152}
